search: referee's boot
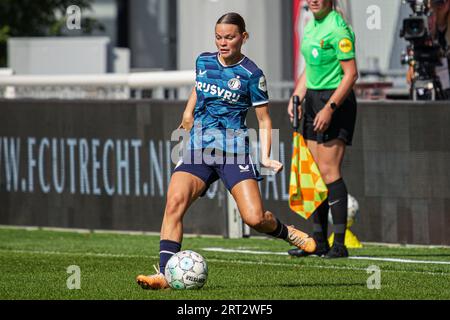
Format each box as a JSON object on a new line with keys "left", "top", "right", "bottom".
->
{"left": 288, "top": 240, "right": 330, "bottom": 258}
{"left": 324, "top": 243, "right": 349, "bottom": 259}
{"left": 286, "top": 225, "right": 317, "bottom": 253}
{"left": 136, "top": 265, "right": 169, "bottom": 290}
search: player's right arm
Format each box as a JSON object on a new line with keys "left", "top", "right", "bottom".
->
{"left": 179, "top": 87, "right": 197, "bottom": 131}
{"left": 287, "top": 71, "right": 307, "bottom": 123}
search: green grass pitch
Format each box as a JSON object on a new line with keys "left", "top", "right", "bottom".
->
{"left": 1, "top": 227, "right": 450, "bottom": 300}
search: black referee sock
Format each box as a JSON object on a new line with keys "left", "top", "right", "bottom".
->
{"left": 266, "top": 218, "right": 289, "bottom": 240}
{"left": 312, "top": 200, "right": 329, "bottom": 244}
{"left": 159, "top": 239, "right": 182, "bottom": 274}
{"left": 327, "top": 178, "right": 348, "bottom": 246}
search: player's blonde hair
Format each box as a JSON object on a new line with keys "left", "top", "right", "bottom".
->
{"left": 331, "top": 0, "right": 349, "bottom": 23}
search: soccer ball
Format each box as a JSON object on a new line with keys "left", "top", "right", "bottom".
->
{"left": 347, "top": 194, "right": 359, "bottom": 227}
{"left": 164, "top": 250, "right": 208, "bottom": 290}
{"left": 328, "top": 194, "right": 360, "bottom": 227}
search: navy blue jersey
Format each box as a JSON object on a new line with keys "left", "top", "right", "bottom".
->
{"left": 190, "top": 52, "right": 269, "bottom": 154}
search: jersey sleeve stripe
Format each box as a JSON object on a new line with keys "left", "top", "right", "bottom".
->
{"left": 239, "top": 65, "right": 253, "bottom": 76}
{"left": 252, "top": 100, "right": 269, "bottom": 107}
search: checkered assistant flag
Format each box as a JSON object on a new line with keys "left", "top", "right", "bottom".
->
{"left": 289, "top": 96, "right": 328, "bottom": 219}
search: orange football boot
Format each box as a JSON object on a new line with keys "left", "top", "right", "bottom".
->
{"left": 136, "top": 265, "right": 169, "bottom": 290}
{"left": 286, "top": 225, "right": 317, "bottom": 253}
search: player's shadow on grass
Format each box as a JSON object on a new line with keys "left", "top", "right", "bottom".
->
{"left": 207, "top": 283, "right": 365, "bottom": 289}
{"left": 357, "top": 253, "right": 450, "bottom": 258}
{"left": 276, "top": 282, "right": 365, "bottom": 289}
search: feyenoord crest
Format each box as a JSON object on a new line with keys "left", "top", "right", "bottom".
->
{"left": 228, "top": 77, "right": 241, "bottom": 90}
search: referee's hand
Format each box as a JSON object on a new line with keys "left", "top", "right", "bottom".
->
{"left": 313, "top": 107, "right": 333, "bottom": 133}
{"left": 287, "top": 96, "right": 303, "bottom": 123}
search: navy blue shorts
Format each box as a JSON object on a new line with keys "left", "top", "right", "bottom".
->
{"left": 173, "top": 149, "right": 263, "bottom": 196}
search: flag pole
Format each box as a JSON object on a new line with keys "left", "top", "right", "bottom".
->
{"left": 293, "top": 95, "right": 300, "bottom": 131}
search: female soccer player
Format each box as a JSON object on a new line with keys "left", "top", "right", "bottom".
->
{"left": 137, "top": 12, "right": 316, "bottom": 289}
{"left": 287, "top": 0, "right": 358, "bottom": 258}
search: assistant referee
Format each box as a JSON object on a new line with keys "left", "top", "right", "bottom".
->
{"left": 287, "top": 0, "right": 358, "bottom": 258}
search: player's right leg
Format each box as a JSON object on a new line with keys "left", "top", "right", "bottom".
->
{"left": 230, "top": 179, "right": 316, "bottom": 253}
{"left": 136, "top": 171, "right": 207, "bottom": 290}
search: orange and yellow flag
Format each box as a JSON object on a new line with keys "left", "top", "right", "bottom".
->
{"left": 289, "top": 132, "right": 328, "bottom": 219}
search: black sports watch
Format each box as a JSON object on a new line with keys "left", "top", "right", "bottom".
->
{"left": 329, "top": 101, "right": 338, "bottom": 111}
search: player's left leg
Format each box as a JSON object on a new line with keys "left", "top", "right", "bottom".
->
{"left": 316, "top": 138, "right": 349, "bottom": 258}
{"left": 230, "top": 179, "right": 316, "bottom": 253}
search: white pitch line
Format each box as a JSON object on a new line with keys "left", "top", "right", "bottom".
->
{"left": 0, "top": 249, "right": 152, "bottom": 259}
{"left": 204, "top": 247, "right": 287, "bottom": 255}
{"left": 4, "top": 247, "right": 450, "bottom": 266}
{"left": 349, "top": 256, "right": 450, "bottom": 265}
{"left": 202, "top": 247, "right": 450, "bottom": 265}
{"left": 1, "top": 248, "right": 449, "bottom": 276}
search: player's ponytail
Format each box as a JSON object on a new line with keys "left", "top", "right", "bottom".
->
{"left": 331, "top": 0, "right": 349, "bottom": 24}
{"left": 216, "top": 12, "right": 247, "bottom": 35}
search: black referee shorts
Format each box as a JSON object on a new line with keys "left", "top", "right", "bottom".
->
{"left": 303, "top": 89, "right": 357, "bottom": 146}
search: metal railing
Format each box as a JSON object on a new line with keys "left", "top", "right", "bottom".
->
{"left": 0, "top": 69, "right": 409, "bottom": 100}
{"left": 0, "top": 70, "right": 196, "bottom": 100}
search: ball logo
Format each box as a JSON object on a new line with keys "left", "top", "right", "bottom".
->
{"left": 186, "top": 275, "right": 206, "bottom": 283}
{"left": 228, "top": 78, "right": 241, "bottom": 90}
{"left": 338, "top": 38, "right": 353, "bottom": 53}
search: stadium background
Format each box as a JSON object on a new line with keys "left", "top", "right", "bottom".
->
{"left": 1, "top": 99, "right": 449, "bottom": 245}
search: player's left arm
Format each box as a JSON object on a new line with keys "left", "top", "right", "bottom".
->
{"left": 255, "top": 105, "right": 283, "bottom": 173}
{"left": 326, "top": 58, "right": 358, "bottom": 109}
{"left": 328, "top": 29, "right": 359, "bottom": 107}
{"left": 313, "top": 59, "right": 358, "bottom": 133}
